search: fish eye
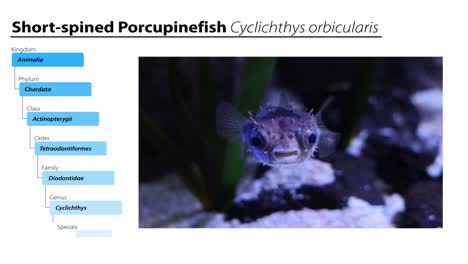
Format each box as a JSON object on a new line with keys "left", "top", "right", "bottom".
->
{"left": 249, "top": 131, "right": 265, "bottom": 148}
{"left": 307, "top": 133, "right": 317, "bottom": 145}
{"left": 250, "top": 136, "right": 263, "bottom": 146}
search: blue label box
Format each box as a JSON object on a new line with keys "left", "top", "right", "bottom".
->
{"left": 50, "top": 201, "right": 122, "bottom": 215}
{"left": 76, "top": 230, "right": 113, "bottom": 238}
{"left": 35, "top": 141, "right": 107, "bottom": 155}
{"left": 27, "top": 112, "right": 99, "bottom": 126}
{"left": 42, "top": 171, "right": 114, "bottom": 185}
{"left": 20, "top": 82, "right": 91, "bottom": 96}
{"left": 12, "top": 53, "right": 84, "bottom": 67}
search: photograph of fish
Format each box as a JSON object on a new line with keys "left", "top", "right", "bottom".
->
{"left": 216, "top": 95, "right": 339, "bottom": 167}
{"left": 139, "top": 57, "right": 442, "bottom": 228}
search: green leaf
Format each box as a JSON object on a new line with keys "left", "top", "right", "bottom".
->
{"left": 338, "top": 58, "right": 378, "bottom": 149}
{"left": 139, "top": 106, "right": 212, "bottom": 210}
{"left": 237, "top": 58, "right": 277, "bottom": 113}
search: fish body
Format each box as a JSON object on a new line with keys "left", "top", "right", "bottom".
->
{"left": 217, "top": 92, "right": 339, "bottom": 167}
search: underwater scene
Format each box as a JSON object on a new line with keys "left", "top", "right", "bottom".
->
{"left": 139, "top": 57, "right": 442, "bottom": 228}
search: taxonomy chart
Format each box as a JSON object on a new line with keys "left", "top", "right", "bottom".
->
{"left": 12, "top": 50, "right": 122, "bottom": 238}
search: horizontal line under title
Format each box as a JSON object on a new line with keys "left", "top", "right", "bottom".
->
{"left": 11, "top": 20, "right": 380, "bottom": 37}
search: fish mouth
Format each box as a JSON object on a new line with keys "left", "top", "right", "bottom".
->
{"left": 271, "top": 147, "right": 302, "bottom": 164}
{"left": 273, "top": 150, "right": 299, "bottom": 158}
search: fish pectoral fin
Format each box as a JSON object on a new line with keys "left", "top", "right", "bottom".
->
{"left": 216, "top": 102, "right": 246, "bottom": 142}
{"left": 317, "top": 130, "right": 340, "bottom": 158}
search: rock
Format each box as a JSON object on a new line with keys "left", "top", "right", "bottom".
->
{"left": 237, "top": 159, "right": 336, "bottom": 202}
{"left": 411, "top": 88, "right": 443, "bottom": 178}
{"left": 228, "top": 153, "right": 385, "bottom": 223}
{"left": 139, "top": 175, "right": 203, "bottom": 228}
{"left": 364, "top": 92, "right": 421, "bottom": 133}
{"left": 227, "top": 185, "right": 346, "bottom": 223}
{"left": 426, "top": 144, "right": 443, "bottom": 178}
{"left": 347, "top": 130, "right": 369, "bottom": 157}
{"left": 365, "top": 135, "right": 436, "bottom": 194}
{"left": 330, "top": 152, "right": 385, "bottom": 205}
{"left": 209, "top": 195, "right": 404, "bottom": 228}
{"left": 254, "top": 164, "right": 271, "bottom": 179}
{"left": 411, "top": 88, "right": 443, "bottom": 115}
{"left": 402, "top": 181, "right": 442, "bottom": 228}
{"left": 139, "top": 167, "right": 403, "bottom": 228}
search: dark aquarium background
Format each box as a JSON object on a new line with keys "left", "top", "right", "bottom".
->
{"left": 139, "top": 57, "right": 442, "bottom": 228}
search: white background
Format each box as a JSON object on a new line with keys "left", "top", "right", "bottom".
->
{"left": 0, "top": 0, "right": 466, "bottom": 263}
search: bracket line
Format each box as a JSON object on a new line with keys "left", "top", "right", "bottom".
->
{"left": 29, "top": 126, "right": 34, "bottom": 149}
{"left": 21, "top": 97, "right": 26, "bottom": 119}
{"left": 44, "top": 185, "right": 49, "bottom": 208}
{"left": 36, "top": 156, "right": 41, "bottom": 179}
{"left": 14, "top": 67, "right": 18, "bottom": 90}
